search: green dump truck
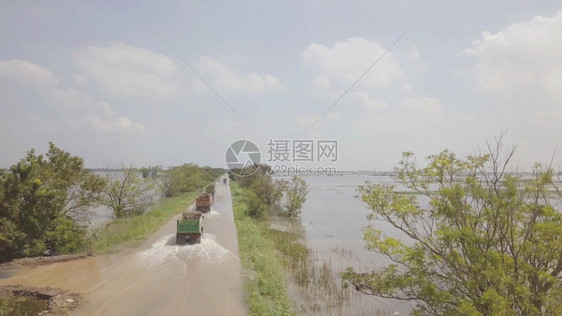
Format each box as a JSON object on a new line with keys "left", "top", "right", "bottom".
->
{"left": 176, "top": 211, "right": 203, "bottom": 244}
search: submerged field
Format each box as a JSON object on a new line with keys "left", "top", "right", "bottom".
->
{"left": 232, "top": 176, "right": 400, "bottom": 316}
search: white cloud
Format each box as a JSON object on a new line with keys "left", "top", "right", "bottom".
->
{"left": 311, "top": 75, "right": 332, "bottom": 92}
{"left": 465, "top": 11, "right": 562, "bottom": 99}
{"left": 296, "top": 112, "right": 341, "bottom": 130}
{"left": 204, "top": 117, "right": 253, "bottom": 144}
{"left": 46, "top": 88, "right": 95, "bottom": 110}
{"left": 74, "top": 42, "right": 181, "bottom": 98}
{"left": 532, "top": 111, "right": 562, "bottom": 129}
{"left": 73, "top": 74, "right": 88, "bottom": 84}
{"left": 0, "top": 59, "right": 58, "bottom": 87}
{"left": 197, "top": 56, "right": 285, "bottom": 93}
{"left": 402, "top": 41, "right": 420, "bottom": 62}
{"left": 0, "top": 59, "right": 143, "bottom": 134}
{"left": 348, "top": 92, "right": 387, "bottom": 109}
{"left": 87, "top": 115, "right": 145, "bottom": 133}
{"left": 402, "top": 97, "right": 441, "bottom": 112}
{"left": 302, "top": 37, "right": 404, "bottom": 87}
{"left": 543, "top": 68, "right": 562, "bottom": 101}
{"left": 353, "top": 97, "right": 446, "bottom": 137}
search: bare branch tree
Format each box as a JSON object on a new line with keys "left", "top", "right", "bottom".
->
{"left": 100, "top": 163, "right": 157, "bottom": 218}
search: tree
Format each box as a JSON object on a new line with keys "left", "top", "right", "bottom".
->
{"left": 173, "top": 163, "right": 206, "bottom": 192}
{"left": 100, "top": 164, "right": 157, "bottom": 218}
{"left": 249, "top": 171, "right": 284, "bottom": 209}
{"left": 140, "top": 165, "right": 162, "bottom": 179}
{"left": 44, "top": 143, "right": 106, "bottom": 223}
{"left": 245, "top": 190, "right": 269, "bottom": 220}
{"left": 157, "top": 164, "right": 224, "bottom": 198}
{"left": 160, "top": 168, "right": 182, "bottom": 197}
{"left": 0, "top": 142, "right": 104, "bottom": 261}
{"left": 281, "top": 176, "right": 309, "bottom": 218}
{"left": 235, "top": 165, "right": 286, "bottom": 213}
{"left": 266, "top": 180, "right": 286, "bottom": 209}
{"left": 342, "top": 138, "right": 562, "bottom": 315}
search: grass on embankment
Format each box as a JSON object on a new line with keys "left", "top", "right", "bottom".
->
{"left": 91, "top": 191, "right": 198, "bottom": 252}
{"left": 231, "top": 182, "right": 298, "bottom": 316}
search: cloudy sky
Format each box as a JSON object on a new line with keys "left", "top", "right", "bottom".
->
{"left": 1, "top": 1, "right": 561, "bottom": 171}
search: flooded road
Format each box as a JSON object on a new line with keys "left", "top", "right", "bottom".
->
{"left": 0, "top": 182, "right": 246, "bottom": 316}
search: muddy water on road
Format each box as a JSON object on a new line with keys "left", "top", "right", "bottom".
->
{"left": 0, "top": 183, "right": 246, "bottom": 316}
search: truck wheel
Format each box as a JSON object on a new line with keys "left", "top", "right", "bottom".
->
{"left": 176, "top": 234, "right": 185, "bottom": 245}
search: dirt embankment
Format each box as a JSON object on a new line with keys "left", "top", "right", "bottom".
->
{"left": 0, "top": 254, "right": 90, "bottom": 269}
{"left": 0, "top": 285, "right": 83, "bottom": 315}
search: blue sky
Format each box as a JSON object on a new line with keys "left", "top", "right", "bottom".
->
{"left": 1, "top": 1, "right": 561, "bottom": 170}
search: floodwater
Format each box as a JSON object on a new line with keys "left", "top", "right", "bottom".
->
{"left": 0, "top": 182, "right": 246, "bottom": 316}
{"left": 88, "top": 204, "right": 114, "bottom": 228}
{"left": 273, "top": 174, "right": 416, "bottom": 315}
{"left": 0, "top": 271, "right": 11, "bottom": 280}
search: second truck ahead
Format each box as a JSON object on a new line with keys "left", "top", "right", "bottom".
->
{"left": 195, "top": 193, "right": 213, "bottom": 213}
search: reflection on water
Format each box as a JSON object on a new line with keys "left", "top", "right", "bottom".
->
{"left": 0, "top": 271, "right": 11, "bottom": 280}
{"left": 88, "top": 204, "right": 114, "bottom": 228}
{"left": 274, "top": 175, "right": 415, "bottom": 315}
{"left": 87, "top": 198, "right": 164, "bottom": 229}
